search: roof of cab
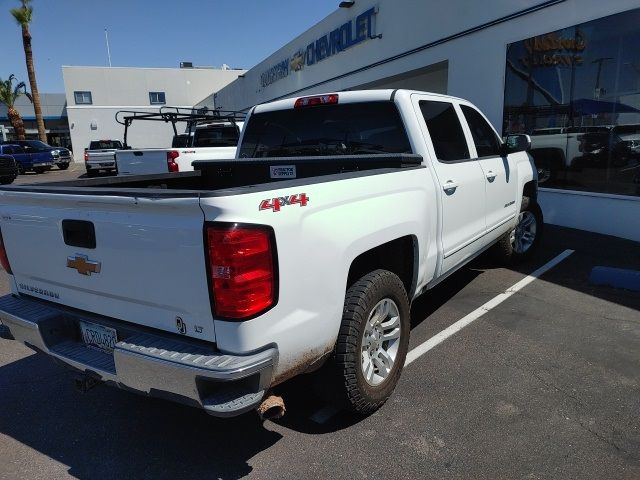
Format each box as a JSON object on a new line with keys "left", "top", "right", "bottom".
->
{"left": 252, "top": 89, "right": 468, "bottom": 114}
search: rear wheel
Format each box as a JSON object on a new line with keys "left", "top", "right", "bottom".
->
{"left": 325, "top": 269, "right": 410, "bottom": 414}
{"left": 33, "top": 167, "right": 47, "bottom": 174}
{"left": 494, "top": 196, "right": 543, "bottom": 263}
{"left": 0, "top": 176, "right": 15, "bottom": 185}
{"left": 86, "top": 169, "right": 98, "bottom": 178}
{"left": 57, "top": 163, "right": 70, "bottom": 170}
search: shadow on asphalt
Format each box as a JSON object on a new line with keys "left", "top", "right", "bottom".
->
{"left": 0, "top": 352, "right": 281, "bottom": 479}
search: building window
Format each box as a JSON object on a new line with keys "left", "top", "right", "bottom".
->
{"left": 503, "top": 8, "right": 640, "bottom": 196}
{"left": 74, "top": 91, "right": 92, "bottom": 105}
{"left": 149, "top": 92, "right": 166, "bottom": 105}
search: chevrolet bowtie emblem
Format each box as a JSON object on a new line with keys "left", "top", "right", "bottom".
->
{"left": 67, "top": 255, "right": 101, "bottom": 276}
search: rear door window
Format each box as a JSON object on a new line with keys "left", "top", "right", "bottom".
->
{"left": 460, "top": 105, "right": 502, "bottom": 157}
{"left": 89, "top": 141, "right": 123, "bottom": 150}
{"left": 239, "top": 102, "right": 412, "bottom": 158}
{"left": 419, "top": 101, "right": 470, "bottom": 161}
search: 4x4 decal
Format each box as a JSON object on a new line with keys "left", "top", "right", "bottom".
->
{"left": 259, "top": 193, "right": 310, "bottom": 212}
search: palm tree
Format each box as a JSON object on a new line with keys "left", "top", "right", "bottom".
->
{"left": 10, "top": 0, "right": 46, "bottom": 143}
{"left": 0, "top": 75, "right": 33, "bottom": 141}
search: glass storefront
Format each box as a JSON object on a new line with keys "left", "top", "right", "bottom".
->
{"left": 503, "top": 8, "right": 640, "bottom": 196}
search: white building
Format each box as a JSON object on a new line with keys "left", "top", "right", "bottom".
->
{"left": 63, "top": 66, "right": 245, "bottom": 161}
{"left": 213, "top": 0, "right": 640, "bottom": 242}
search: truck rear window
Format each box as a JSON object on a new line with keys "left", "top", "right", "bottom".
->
{"left": 89, "top": 141, "right": 122, "bottom": 150}
{"left": 193, "top": 125, "right": 240, "bottom": 148}
{"left": 238, "top": 102, "right": 412, "bottom": 158}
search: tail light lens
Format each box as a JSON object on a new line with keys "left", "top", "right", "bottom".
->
{"left": 206, "top": 224, "right": 277, "bottom": 319}
{"left": 83, "top": 150, "right": 89, "bottom": 162}
{"left": 0, "top": 229, "right": 12, "bottom": 275}
{"left": 167, "top": 150, "right": 179, "bottom": 172}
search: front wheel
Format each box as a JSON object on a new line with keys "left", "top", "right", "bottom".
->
{"left": 33, "top": 167, "right": 47, "bottom": 174}
{"left": 57, "top": 163, "right": 70, "bottom": 170}
{"left": 495, "top": 196, "right": 543, "bottom": 263}
{"left": 326, "top": 269, "right": 410, "bottom": 414}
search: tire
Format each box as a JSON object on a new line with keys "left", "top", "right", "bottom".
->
{"left": 0, "top": 176, "right": 15, "bottom": 185}
{"left": 86, "top": 169, "right": 97, "bottom": 178}
{"left": 57, "top": 163, "right": 70, "bottom": 170}
{"left": 324, "top": 269, "right": 410, "bottom": 414}
{"left": 33, "top": 167, "right": 46, "bottom": 174}
{"left": 494, "top": 196, "right": 544, "bottom": 263}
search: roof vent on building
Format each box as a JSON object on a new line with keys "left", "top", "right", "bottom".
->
{"left": 180, "top": 62, "right": 193, "bottom": 69}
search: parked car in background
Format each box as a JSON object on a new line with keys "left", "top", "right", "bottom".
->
{"left": 0, "top": 144, "right": 54, "bottom": 173}
{"left": 2, "top": 140, "right": 70, "bottom": 171}
{"left": 0, "top": 153, "right": 18, "bottom": 184}
{"left": 116, "top": 121, "right": 244, "bottom": 176}
{"left": 84, "top": 140, "right": 123, "bottom": 177}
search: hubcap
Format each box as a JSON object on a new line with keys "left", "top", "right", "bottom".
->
{"left": 361, "top": 298, "right": 401, "bottom": 386}
{"left": 511, "top": 211, "right": 537, "bottom": 254}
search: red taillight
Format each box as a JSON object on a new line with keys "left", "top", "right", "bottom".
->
{"left": 83, "top": 150, "right": 88, "bottom": 162}
{"left": 206, "top": 224, "right": 276, "bottom": 319}
{"left": 294, "top": 94, "right": 339, "bottom": 108}
{"left": 0, "top": 229, "right": 12, "bottom": 275}
{"left": 167, "top": 150, "right": 179, "bottom": 172}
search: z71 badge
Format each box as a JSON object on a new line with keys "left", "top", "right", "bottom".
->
{"left": 259, "top": 193, "right": 309, "bottom": 212}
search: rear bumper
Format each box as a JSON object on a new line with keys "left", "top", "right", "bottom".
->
{"left": 0, "top": 294, "right": 276, "bottom": 417}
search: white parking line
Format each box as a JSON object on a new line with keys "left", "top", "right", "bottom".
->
{"left": 405, "top": 249, "right": 575, "bottom": 365}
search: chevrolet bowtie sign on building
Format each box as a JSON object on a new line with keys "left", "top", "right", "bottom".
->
{"left": 260, "top": 7, "right": 378, "bottom": 89}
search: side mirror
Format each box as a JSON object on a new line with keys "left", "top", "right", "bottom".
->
{"left": 502, "top": 134, "right": 531, "bottom": 155}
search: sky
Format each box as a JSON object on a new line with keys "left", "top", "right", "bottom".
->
{"left": 0, "top": 0, "right": 338, "bottom": 93}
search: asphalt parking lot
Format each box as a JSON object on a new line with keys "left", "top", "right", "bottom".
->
{"left": 0, "top": 166, "right": 638, "bottom": 479}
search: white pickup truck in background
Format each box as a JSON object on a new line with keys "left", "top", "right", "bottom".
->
{"left": 0, "top": 90, "right": 541, "bottom": 419}
{"left": 116, "top": 121, "right": 244, "bottom": 175}
{"left": 84, "top": 140, "right": 123, "bottom": 177}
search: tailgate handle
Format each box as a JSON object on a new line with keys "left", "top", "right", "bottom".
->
{"left": 62, "top": 220, "right": 96, "bottom": 249}
{"left": 133, "top": 151, "right": 143, "bottom": 156}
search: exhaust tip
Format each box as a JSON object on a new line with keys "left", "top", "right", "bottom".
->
{"left": 256, "top": 393, "right": 286, "bottom": 421}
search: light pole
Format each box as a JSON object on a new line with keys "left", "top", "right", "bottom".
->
{"left": 592, "top": 57, "right": 613, "bottom": 99}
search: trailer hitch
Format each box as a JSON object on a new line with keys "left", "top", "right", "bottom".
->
{"left": 74, "top": 375, "right": 102, "bottom": 393}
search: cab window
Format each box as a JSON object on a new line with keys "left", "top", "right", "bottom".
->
{"left": 419, "top": 101, "right": 470, "bottom": 162}
{"left": 461, "top": 105, "right": 502, "bottom": 157}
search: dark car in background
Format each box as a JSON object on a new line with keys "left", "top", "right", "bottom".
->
{"left": 0, "top": 144, "right": 54, "bottom": 174}
{"left": 2, "top": 140, "right": 71, "bottom": 170}
{"left": 0, "top": 154, "right": 18, "bottom": 184}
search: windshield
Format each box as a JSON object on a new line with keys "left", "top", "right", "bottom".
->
{"left": 22, "top": 140, "right": 51, "bottom": 151}
{"left": 238, "top": 101, "right": 412, "bottom": 158}
{"left": 193, "top": 125, "right": 239, "bottom": 147}
{"left": 89, "top": 140, "right": 123, "bottom": 150}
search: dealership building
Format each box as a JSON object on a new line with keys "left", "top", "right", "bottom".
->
{"left": 213, "top": 0, "right": 640, "bottom": 242}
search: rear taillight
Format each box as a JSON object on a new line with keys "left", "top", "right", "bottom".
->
{"left": 0, "top": 229, "right": 12, "bottom": 275}
{"left": 205, "top": 224, "right": 277, "bottom": 319}
{"left": 294, "top": 94, "right": 339, "bottom": 108}
{"left": 167, "top": 150, "right": 179, "bottom": 172}
{"left": 83, "top": 150, "right": 88, "bottom": 162}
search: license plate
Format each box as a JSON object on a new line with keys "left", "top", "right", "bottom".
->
{"left": 79, "top": 321, "right": 117, "bottom": 353}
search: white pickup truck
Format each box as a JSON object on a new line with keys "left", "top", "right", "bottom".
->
{"left": 116, "top": 121, "right": 244, "bottom": 175}
{"left": 84, "top": 140, "right": 124, "bottom": 177}
{"left": 0, "top": 90, "right": 541, "bottom": 419}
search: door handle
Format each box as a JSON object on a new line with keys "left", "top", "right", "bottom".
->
{"left": 442, "top": 180, "right": 458, "bottom": 194}
{"left": 486, "top": 171, "right": 497, "bottom": 182}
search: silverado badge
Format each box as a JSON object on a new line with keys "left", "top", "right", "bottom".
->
{"left": 67, "top": 254, "right": 101, "bottom": 276}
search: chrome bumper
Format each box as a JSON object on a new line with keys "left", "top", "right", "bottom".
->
{"left": 0, "top": 294, "right": 276, "bottom": 417}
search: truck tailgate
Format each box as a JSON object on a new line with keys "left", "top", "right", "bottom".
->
{"left": 0, "top": 191, "right": 215, "bottom": 342}
{"left": 116, "top": 149, "right": 168, "bottom": 175}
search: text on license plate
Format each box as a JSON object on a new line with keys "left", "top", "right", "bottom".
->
{"left": 79, "top": 321, "right": 117, "bottom": 353}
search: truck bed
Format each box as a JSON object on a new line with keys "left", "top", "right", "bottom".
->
{"left": 0, "top": 154, "right": 423, "bottom": 196}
